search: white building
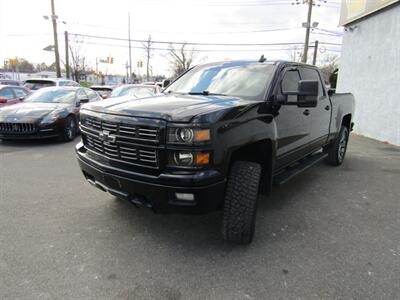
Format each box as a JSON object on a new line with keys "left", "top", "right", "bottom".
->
{"left": 337, "top": 0, "right": 400, "bottom": 146}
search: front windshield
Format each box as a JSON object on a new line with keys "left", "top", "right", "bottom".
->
{"left": 164, "top": 62, "right": 276, "bottom": 100}
{"left": 111, "top": 86, "right": 156, "bottom": 98}
{"left": 25, "top": 89, "right": 76, "bottom": 104}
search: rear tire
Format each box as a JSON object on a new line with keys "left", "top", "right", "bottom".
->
{"left": 325, "top": 125, "right": 349, "bottom": 166}
{"left": 62, "top": 116, "right": 77, "bottom": 142}
{"left": 222, "top": 161, "right": 261, "bottom": 244}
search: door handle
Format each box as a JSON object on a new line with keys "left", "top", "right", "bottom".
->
{"left": 303, "top": 109, "right": 310, "bottom": 116}
{"left": 325, "top": 105, "right": 330, "bottom": 111}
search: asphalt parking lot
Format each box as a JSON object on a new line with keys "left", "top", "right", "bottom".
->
{"left": 1, "top": 134, "right": 399, "bottom": 299}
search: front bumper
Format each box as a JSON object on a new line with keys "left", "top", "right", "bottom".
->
{"left": 76, "top": 142, "right": 226, "bottom": 214}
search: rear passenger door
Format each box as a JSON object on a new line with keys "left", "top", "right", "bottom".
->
{"left": 298, "top": 67, "right": 331, "bottom": 148}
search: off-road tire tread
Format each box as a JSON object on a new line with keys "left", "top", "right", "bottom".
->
{"left": 222, "top": 161, "right": 261, "bottom": 244}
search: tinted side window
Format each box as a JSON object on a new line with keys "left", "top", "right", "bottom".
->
{"left": 85, "top": 89, "right": 99, "bottom": 101}
{"left": 299, "top": 67, "right": 324, "bottom": 96}
{"left": 13, "top": 88, "right": 29, "bottom": 97}
{"left": 281, "top": 69, "right": 300, "bottom": 94}
{"left": 76, "top": 89, "right": 88, "bottom": 100}
{"left": 0, "top": 88, "right": 15, "bottom": 100}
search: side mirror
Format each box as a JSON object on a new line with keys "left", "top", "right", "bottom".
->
{"left": 79, "top": 97, "right": 89, "bottom": 104}
{"left": 18, "top": 97, "right": 25, "bottom": 101}
{"left": 274, "top": 94, "right": 288, "bottom": 105}
{"left": 328, "top": 88, "right": 335, "bottom": 96}
{"left": 297, "top": 80, "right": 318, "bottom": 108}
{"left": 0, "top": 97, "right": 7, "bottom": 103}
{"left": 162, "top": 79, "right": 171, "bottom": 88}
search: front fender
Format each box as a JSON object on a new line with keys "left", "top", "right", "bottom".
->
{"left": 213, "top": 113, "right": 278, "bottom": 178}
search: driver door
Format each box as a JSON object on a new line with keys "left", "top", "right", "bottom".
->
{"left": 274, "top": 68, "right": 313, "bottom": 170}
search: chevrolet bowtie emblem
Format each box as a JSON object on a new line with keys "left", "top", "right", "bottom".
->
{"left": 99, "top": 130, "right": 116, "bottom": 143}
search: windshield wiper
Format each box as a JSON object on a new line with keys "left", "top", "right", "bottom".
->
{"left": 188, "top": 91, "right": 227, "bottom": 96}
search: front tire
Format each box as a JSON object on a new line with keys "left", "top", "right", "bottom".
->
{"left": 325, "top": 125, "right": 349, "bottom": 166}
{"left": 222, "top": 161, "right": 261, "bottom": 244}
{"left": 62, "top": 116, "right": 77, "bottom": 142}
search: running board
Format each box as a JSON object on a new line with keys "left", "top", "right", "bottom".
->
{"left": 273, "top": 152, "right": 327, "bottom": 186}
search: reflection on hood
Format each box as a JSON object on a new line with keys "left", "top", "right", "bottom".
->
{"left": 0, "top": 102, "right": 69, "bottom": 122}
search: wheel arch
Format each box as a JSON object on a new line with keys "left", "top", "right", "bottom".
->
{"left": 341, "top": 113, "right": 352, "bottom": 131}
{"left": 228, "top": 139, "right": 275, "bottom": 195}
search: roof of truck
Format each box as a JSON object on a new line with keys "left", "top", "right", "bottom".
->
{"left": 197, "top": 60, "right": 317, "bottom": 68}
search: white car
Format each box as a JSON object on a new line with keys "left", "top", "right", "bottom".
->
{"left": 23, "top": 78, "right": 79, "bottom": 90}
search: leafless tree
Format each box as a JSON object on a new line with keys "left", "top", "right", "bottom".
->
{"left": 69, "top": 37, "right": 87, "bottom": 82}
{"left": 167, "top": 42, "right": 197, "bottom": 77}
{"left": 142, "top": 35, "right": 153, "bottom": 81}
{"left": 287, "top": 46, "right": 302, "bottom": 62}
{"left": 318, "top": 54, "right": 339, "bottom": 84}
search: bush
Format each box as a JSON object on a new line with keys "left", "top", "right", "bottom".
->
{"left": 79, "top": 81, "right": 92, "bottom": 88}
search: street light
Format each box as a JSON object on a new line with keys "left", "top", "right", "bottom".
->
{"left": 43, "top": 45, "right": 55, "bottom": 52}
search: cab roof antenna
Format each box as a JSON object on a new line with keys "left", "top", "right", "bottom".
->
{"left": 258, "top": 55, "right": 266, "bottom": 63}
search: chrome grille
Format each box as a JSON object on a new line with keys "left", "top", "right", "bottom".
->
{"left": 80, "top": 116, "right": 160, "bottom": 168}
{"left": 0, "top": 123, "right": 37, "bottom": 134}
{"left": 83, "top": 116, "right": 159, "bottom": 143}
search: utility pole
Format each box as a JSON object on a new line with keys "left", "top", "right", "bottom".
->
{"left": 128, "top": 13, "right": 132, "bottom": 83}
{"left": 302, "top": 0, "right": 313, "bottom": 63}
{"left": 125, "top": 62, "right": 129, "bottom": 83}
{"left": 312, "top": 40, "right": 319, "bottom": 65}
{"left": 64, "top": 31, "right": 70, "bottom": 79}
{"left": 50, "top": 0, "right": 61, "bottom": 77}
{"left": 143, "top": 35, "right": 153, "bottom": 82}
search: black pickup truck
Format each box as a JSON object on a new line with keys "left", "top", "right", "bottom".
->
{"left": 76, "top": 60, "right": 354, "bottom": 244}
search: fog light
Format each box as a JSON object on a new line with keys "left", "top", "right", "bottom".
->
{"left": 175, "top": 193, "right": 195, "bottom": 201}
{"left": 173, "top": 152, "right": 194, "bottom": 166}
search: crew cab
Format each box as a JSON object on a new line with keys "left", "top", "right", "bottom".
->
{"left": 76, "top": 60, "right": 354, "bottom": 244}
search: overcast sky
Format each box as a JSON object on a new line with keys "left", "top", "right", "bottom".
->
{"left": 0, "top": 0, "right": 343, "bottom": 77}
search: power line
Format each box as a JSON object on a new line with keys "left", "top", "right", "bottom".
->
{"left": 70, "top": 39, "right": 342, "bottom": 53}
{"left": 313, "top": 28, "right": 343, "bottom": 36}
{"left": 311, "top": 31, "right": 343, "bottom": 37}
{"left": 66, "top": 20, "right": 340, "bottom": 28}
{"left": 124, "top": 0, "right": 342, "bottom": 7}
{"left": 128, "top": 0, "right": 341, "bottom": 6}
{"left": 69, "top": 32, "right": 342, "bottom": 47}
{"left": 53, "top": 21, "right": 303, "bottom": 35}
{"left": 130, "top": 26, "right": 301, "bottom": 35}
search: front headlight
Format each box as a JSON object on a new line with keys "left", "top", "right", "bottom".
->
{"left": 167, "top": 127, "right": 211, "bottom": 144}
{"left": 40, "top": 111, "right": 60, "bottom": 124}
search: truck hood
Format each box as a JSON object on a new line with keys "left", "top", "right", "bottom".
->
{"left": 83, "top": 93, "right": 258, "bottom": 123}
{"left": 0, "top": 102, "right": 69, "bottom": 122}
